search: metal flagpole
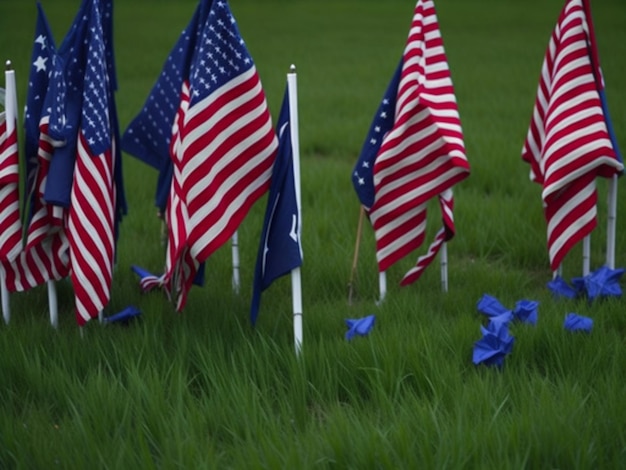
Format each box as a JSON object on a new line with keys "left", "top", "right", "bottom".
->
{"left": 377, "top": 271, "right": 386, "bottom": 305}
{"left": 288, "top": 65, "right": 303, "bottom": 355}
{"left": 1, "top": 61, "right": 16, "bottom": 324}
{"left": 440, "top": 242, "right": 448, "bottom": 292}
{"left": 582, "top": 235, "right": 591, "bottom": 276}
{"left": 231, "top": 231, "right": 240, "bottom": 294}
{"left": 606, "top": 175, "right": 618, "bottom": 269}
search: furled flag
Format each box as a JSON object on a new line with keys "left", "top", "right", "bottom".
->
{"left": 250, "top": 86, "right": 302, "bottom": 326}
{"left": 354, "top": 0, "right": 470, "bottom": 286}
{"left": 1, "top": 2, "right": 71, "bottom": 294}
{"left": 58, "top": 0, "right": 116, "bottom": 325}
{"left": 22, "top": 2, "right": 60, "bottom": 249}
{"left": 0, "top": 64, "right": 21, "bottom": 264}
{"left": 521, "top": 0, "right": 623, "bottom": 272}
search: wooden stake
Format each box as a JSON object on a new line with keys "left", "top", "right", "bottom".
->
{"left": 348, "top": 205, "right": 366, "bottom": 305}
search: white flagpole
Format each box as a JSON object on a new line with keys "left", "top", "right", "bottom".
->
{"left": 440, "top": 242, "right": 448, "bottom": 292}
{"left": 288, "top": 65, "right": 303, "bottom": 355}
{"left": 377, "top": 271, "right": 387, "bottom": 305}
{"left": 1, "top": 61, "right": 17, "bottom": 324}
{"left": 231, "top": 231, "right": 240, "bottom": 294}
{"left": 47, "top": 281, "right": 58, "bottom": 328}
{"left": 606, "top": 174, "right": 618, "bottom": 269}
{"left": 582, "top": 235, "right": 590, "bottom": 276}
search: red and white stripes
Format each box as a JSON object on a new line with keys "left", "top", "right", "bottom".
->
{"left": 370, "top": 0, "right": 469, "bottom": 282}
{"left": 521, "top": 0, "right": 622, "bottom": 271}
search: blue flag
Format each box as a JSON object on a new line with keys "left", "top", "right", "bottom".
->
{"left": 351, "top": 59, "right": 402, "bottom": 210}
{"left": 250, "top": 86, "right": 302, "bottom": 326}
{"left": 120, "top": 0, "right": 210, "bottom": 189}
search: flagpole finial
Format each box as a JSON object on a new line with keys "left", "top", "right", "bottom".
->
{"left": 5, "top": 60, "right": 12, "bottom": 71}
{"left": 289, "top": 64, "right": 296, "bottom": 73}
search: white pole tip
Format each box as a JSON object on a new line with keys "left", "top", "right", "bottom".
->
{"left": 5, "top": 60, "right": 12, "bottom": 70}
{"left": 290, "top": 64, "right": 296, "bottom": 73}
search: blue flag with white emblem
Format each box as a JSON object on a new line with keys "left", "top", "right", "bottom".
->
{"left": 250, "top": 86, "right": 302, "bottom": 326}
{"left": 351, "top": 59, "right": 402, "bottom": 210}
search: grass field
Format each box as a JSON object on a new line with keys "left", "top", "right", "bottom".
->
{"left": 1, "top": 0, "right": 626, "bottom": 468}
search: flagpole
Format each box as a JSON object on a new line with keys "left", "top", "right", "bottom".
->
{"left": 288, "top": 65, "right": 303, "bottom": 355}
{"left": 231, "top": 231, "right": 240, "bottom": 294}
{"left": 440, "top": 242, "right": 448, "bottom": 292}
{"left": 47, "top": 280, "right": 58, "bottom": 328}
{"left": 607, "top": 174, "right": 618, "bottom": 269}
{"left": 582, "top": 235, "right": 591, "bottom": 276}
{"left": 348, "top": 205, "right": 365, "bottom": 305}
{"left": 377, "top": 271, "right": 386, "bottom": 305}
{"left": 1, "top": 61, "right": 17, "bottom": 324}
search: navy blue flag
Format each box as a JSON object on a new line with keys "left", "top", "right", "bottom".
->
{"left": 121, "top": 0, "right": 210, "bottom": 179}
{"left": 351, "top": 59, "right": 402, "bottom": 210}
{"left": 250, "top": 86, "right": 302, "bottom": 326}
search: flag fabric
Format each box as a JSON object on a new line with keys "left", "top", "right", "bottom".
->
{"left": 22, "top": 3, "right": 61, "bottom": 249}
{"left": 56, "top": 0, "right": 116, "bottom": 325}
{"left": 180, "top": 0, "right": 278, "bottom": 292}
{"left": 250, "top": 86, "right": 302, "bottom": 326}
{"left": 0, "top": 2, "right": 72, "bottom": 293}
{"left": 123, "top": 0, "right": 277, "bottom": 310}
{"left": 352, "top": 61, "right": 402, "bottom": 211}
{"left": 0, "top": 86, "right": 22, "bottom": 263}
{"left": 356, "top": 0, "right": 469, "bottom": 285}
{"left": 521, "top": 0, "right": 623, "bottom": 271}
{"left": 121, "top": 1, "right": 209, "bottom": 295}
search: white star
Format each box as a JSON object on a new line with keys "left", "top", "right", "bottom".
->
{"left": 35, "top": 35, "right": 46, "bottom": 49}
{"left": 33, "top": 56, "right": 48, "bottom": 72}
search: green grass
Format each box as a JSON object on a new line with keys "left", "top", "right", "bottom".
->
{"left": 2, "top": 0, "right": 626, "bottom": 468}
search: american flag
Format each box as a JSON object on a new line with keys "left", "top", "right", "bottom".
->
{"left": 121, "top": 0, "right": 212, "bottom": 300}
{"left": 0, "top": 96, "right": 22, "bottom": 263}
{"left": 182, "top": 1, "right": 278, "bottom": 274}
{"left": 62, "top": 0, "right": 116, "bottom": 325}
{"left": 23, "top": 3, "right": 61, "bottom": 250}
{"left": 1, "top": 2, "right": 71, "bottom": 293}
{"left": 361, "top": 0, "right": 469, "bottom": 284}
{"left": 146, "top": 0, "right": 277, "bottom": 309}
{"left": 521, "top": 0, "right": 623, "bottom": 271}
{"left": 352, "top": 61, "right": 402, "bottom": 211}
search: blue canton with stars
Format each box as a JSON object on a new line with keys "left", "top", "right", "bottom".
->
{"left": 352, "top": 59, "right": 402, "bottom": 210}
{"left": 189, "top": 1, "right": 253, "bottom": 105}
{"left": 43, "top": 0, "right": 112, "bottom": 207}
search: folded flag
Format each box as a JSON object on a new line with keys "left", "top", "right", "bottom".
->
{"left": 581, "top": 265, "right": 624, "bottom": 301}
{"left": 563, "top": 313, "right": 593, "bottom": 333}
{"left": 472, "top": 321, "right": 514, "bottom": 368}
{"left": 476, "top": 294, "right": 509, "bottom": 317}
{"left": 548, "top": 265, "right": 623, "bottom": 301}
{"left": 104, "top": 305, "right": 142, "bottom": 325}
{"left": 345, "top": 315, "right": 376, "bottom": 341}
{"left": 547, "top": 276, "right": 579, "bottom": 299}
{"left": 477, "top": 294, "right": 538, "bottom": 326}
